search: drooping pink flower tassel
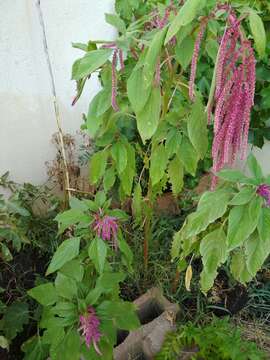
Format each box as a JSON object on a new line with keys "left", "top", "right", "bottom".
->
{"left": 189, "top": 19, "right": 208, "bottom": 101}
{"left": 93, "top": 210, "right": 119, "bottom": 251}
{"left": 111, "top": 49, "right": 119, "bottom": 112}
{"left": 257, "top": 184, "right": 270, "bottom": 206}
{"left": 79, "top": 307, "right": 102, "bottom": 355}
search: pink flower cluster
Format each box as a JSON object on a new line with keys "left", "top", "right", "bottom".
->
{"left": 79, "top": 306, "right": 102, "bottom": 355}
{"left": 93, "top": 210, "right": 119, "bottom": 250}
{"left": 189, "top": 7, "right": 256, "bottom": 188}
{"left": 257, "top": 184, "right": 270, "bottom": 206}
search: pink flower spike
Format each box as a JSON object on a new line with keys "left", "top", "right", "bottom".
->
{"left": 79, "top": 307, "right": 102, "bottom": 355}
{"left": 189, "top": 19, "right": 208, "bottom": 101}
{"left": 93, "top": 213, "right": 119, "bottom": 250}
{"left": 111, "top": 49, "right": 119, "bottom": 112}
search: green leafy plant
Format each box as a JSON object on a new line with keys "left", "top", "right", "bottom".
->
{"left": 24, "top": 192, "right": 139, "bottom": 359}
{"left": 172, "top": 154, "right": 270, "bottom": 293}
{"left": 156, "top": 317, "right": 267, "bottom": 359}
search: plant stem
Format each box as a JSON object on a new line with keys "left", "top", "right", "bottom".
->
{"left": 144, "top": 178, "right": 153, "bottom": 270}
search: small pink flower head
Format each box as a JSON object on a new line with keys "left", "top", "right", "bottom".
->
{"left": 93, "top": 210, "right": 119, "bottom": 250}
{"left": 79, "top": 306, "right": 102, "bottom": 355}
{"left": 257, "top": 184, "right": 270, "bottom": 206}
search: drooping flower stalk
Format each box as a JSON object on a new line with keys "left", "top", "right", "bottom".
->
{"left": 257, "top": 184, "right": 270, "bottom": 206}
{"left": 118, "top": 49, "right": 125, "bottom": 71}
{"left": 93, "top": 210, "right": 119, "bottom": 250}
{"left": 111, "top": 49, "right": 119, "bottom": 112}
{"left": 79, "top": 307, "right": 102, "bottom": 355}
{"left": 189, "top": 19, "right": 208, "bottom": 101}
{"left": 154, "top": 57, "right": 161, "bottom": 87}
{"left": 198, "top": 9, "right": 257, "bottom": 188}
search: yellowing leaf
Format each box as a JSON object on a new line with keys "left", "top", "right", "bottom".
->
{"left": 185, "top": 265, "right": 193, "bottom": 291}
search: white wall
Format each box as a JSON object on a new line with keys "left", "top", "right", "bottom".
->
{"left": 0, "top": 0, "right": 115, "bottom": 184}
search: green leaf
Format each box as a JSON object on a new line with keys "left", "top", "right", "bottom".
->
{"left": 249, "top": 11, "right": 266, "bottom": 59}
{"left": 118, "top": 233, "right": 133, "bottom": 271}
{"left": 247, "top": 153, "right": 263, "bottom": 180}
{"left": 205, "top": 38, "right": 219, "bottom": 62}
{"left": 55, "top": 273, "right": 77, "bottom": 300}
{"left": 28, "top": 283, "right": 57, "bottom": 306}
{"left": 89, "top": 150, "right": 109, "bottom": 184}
{"left": 111, "top": 141, "right": 128, "bottom": 174}
{"left": 217, "top": 169, "right": 247, "bottom": 182}
{"left": 150, "top": 143, "right": 168, "bottom": 186}
{"left": 105, "top": 13, "right": 126, "bottom": 34}
{"left": 165, "top": 128, "right": 182, "bottom": 158}
{"left": 88, "top": 237, "right": 107, "bottom": 274}
{"left": 168, "top": 156, "right": 184, "bottom": 195}
{"left": 97, "top": 301, "right": 139, "bottom": 330}
{"left": 119, "top": 143, "right": 135, "bottom": 196}
{"left": 127, "top": 67, "right": 151, "bottom": 113}
{"left": 257, "top": 207, "right": 270, "bottom": 243}
{"left": 229, "top": 186, "right": 256, "bottom": 206}
{"left": 132, "top": 183, "right": 142, "bottom": 224}
{"left": 178, "top": 136, "right": 199, "bottom": 176}
{"left": 72, "top": 49, "right": 112, "bottom": 80}
{"left": 46, "top": 237, "right": 80, "bottom": 275}
{"left": 165, "top": 0, "right": 205, "bottom": 44}
{"left": 55, "top": 209, "right": 90, "bottom": 234}
{"left": 175, "top": 35, "right": 195, "bottom": 70}
{"left": 55, "top": 330, "right": 80, "bottom": 360}
{"left": 7, "top": 201, "right": 30, "bottom": 216}
{"left": 187, "top": 96, "right": 208, "bottom": 159}
{"left": 1, "top": 243, "right": 13, "bottom": 261}
{"left": 245, "top": 231, "right": 270, "bottom": 278}
{"left": 88, "top": 88, "right": 112, "bottom": 119}
{"left": 21, "top": 336, "right": 48, "bottom": 360}
{"left": 227, "top": 197, "right": 262, "bottom": 251}
{"left": 60, "top": 259, "right": 84, "bottom": 282}
{"left": 137, "top": 87, "right": 161, "bottom": 142}
{"left": 2, "top": 302, "right": 29, "bottom": 340}
{"left": 103, "top": 167, "right": 116, "bottom": 192}
{"left": 184, "top": 190, "right": 231, "bottom": 238}
{"left": 230, "top": 250, "right": 252, "bottom": 284}
{"left": 143, "top": 27, "right": 167, "bottom": 83}
{"left": 96, "top": 272, "right": 125, "bottom": 293}
{"left": 200, "top": 228, "right": 227, "bottom": 293}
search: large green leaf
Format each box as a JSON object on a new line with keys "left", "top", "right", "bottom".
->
{"left": 245, "top": 231, "right": 270, "bottom": 278}
{"left": 200, "top": 228, "right": 227, "bottom": 293}
{"left": 165, "top": 0, "right": 205, "bottom": 44}
{"left": 88, "top": 237, "right": 108, "bottom": 274}
{"left": 55, "top": 330, "right": 80, "bottom": 360}
{"left": 97, "top": 301, "right": 139, "bottom": 330}
{"left": 184, "top": 190, "right": 231, "bottom": 238}
{"left": 187, "top": 96, "right": 208, "bottom": 159}
{"left": 72, "top": 49, "right": 112, "bottom": 80}
{"left": 55, "top": 273, "right": 77, "bottom": 300}
{"left": 132, "top": 183, "right": 142, "bottom": 224}
{"left": 89, "top": 150, "right": 109, "bottom": 184}
{"left": 46, "top": 237, "right": 80, "bottom": 275}
{"left": 217, "top": 169, "right": 247, "bottom": 182}
{"left": 88, "top": 88, "right": 111, "bottom": 119}
{"left": 150, "top": 143, "right": 168, "bottom": 186}
{"left": 137, "top": 87, "right": 161, "bottom": 142}
{"left": 227, "top": 197, "right": 262, "bottom": 251}
{"left": 21, "top": 336, "right": 49, "bottom": 360}
{"left": 175, "top": 35, "right": 195, "bottom": 70}
{"left": 60, "top": 259, "right": 84, "bottom": 282}
{"left": 143, "top": 27, "right": 167, "bottom": 83}
{"left": 111, "top": 141, "right": 128, "bottom": 174}
{"left": 105, "top": 13, "right": 126, "bottom": 33}
{"left": 230, "top": 250, "right": 252, "bottom": 284}
{"left": 168, "top": 156, "right": 184, "bottom": 195}
{"left": 28, "top": 283, "right": 57, "bottom": 306}
{"left": 257, "top": 207, "right": 270, "bottom": 242}
{"left": 119, "top": 143, "right": 135, "bottom": 196}
{"left": 249, "top": 11, "right": 266, "bottom": 59}
{"left": 103, "top": 167, "right": 116, "bottom": 192}
{"left": 55, "top": 209, "right": 90, "bottom": 234}
{"left": 178, "top": 136, "right": 199, "bottom": 176}
{"left": 2, "top": 302, "right": 29, "bottom": 340}
{"left": 127, "top": 67, "right": 151, "bottom": 113}
{"left": 247, "top": 153, "right": 263, "bottom": 180}
{"left": 229, "top": 186, "right": 256, "bottom": 206}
